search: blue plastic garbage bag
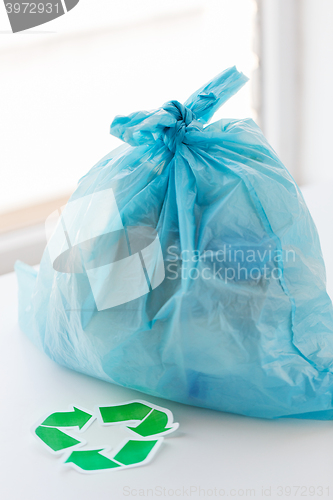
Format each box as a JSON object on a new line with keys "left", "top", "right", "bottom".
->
{"left": 16, "top": 66, "right": 333, "bottom": 419}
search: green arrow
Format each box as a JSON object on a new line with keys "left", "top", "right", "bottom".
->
{"left": 100, "top": 402, "right": 151, "bottom": 424}
{"left": 127, "top": 409, "right": 176, "bottom": 437}
{"left": 35, "top": 425, "right": 81, "bottom": 452}
{"left": 114, "top": 439, "right": 158, "bottom": 466}
{"left": 65, "top": 449, "right": 121, "bottom": 471}
{"left": 41, "top": 407, "right": 92, "bottom": 430}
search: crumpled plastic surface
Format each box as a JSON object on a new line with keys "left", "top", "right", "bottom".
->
{"left": 16, "top": 66, "right": 333, "bottom": 419}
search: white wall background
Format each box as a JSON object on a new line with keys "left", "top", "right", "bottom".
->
{"left": 300, "top": 0, "right": 333, "bottom": 185}
{"left": 0, "top": 0, "right": 257, "bottom": 214}
{"left": 260, "top": 0, "right": 333, "bottom": 186}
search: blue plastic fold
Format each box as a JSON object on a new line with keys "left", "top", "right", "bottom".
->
{"left": 16, "top": 66, "right": 333, "bottom": 419}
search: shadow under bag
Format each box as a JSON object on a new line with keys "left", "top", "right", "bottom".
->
{"left": 16, "top": 66, "right": 333, "bottom": 419}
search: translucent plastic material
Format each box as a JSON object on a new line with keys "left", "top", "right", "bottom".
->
{"left": 16, "top": 67, "right": 333, "bottom": 419}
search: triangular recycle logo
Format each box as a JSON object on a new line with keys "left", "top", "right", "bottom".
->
{"left": 4, "top": 0, "right": 80, "bottom": 33}
{"left": 33, "top": 400, "right": 179, "bottom": 473}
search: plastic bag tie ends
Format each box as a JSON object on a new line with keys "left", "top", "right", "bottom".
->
{"left": 110, "top": 66, "right": 248, "bottom": 151}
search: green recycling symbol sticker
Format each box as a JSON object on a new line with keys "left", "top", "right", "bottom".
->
{"left": 33, "top": 400, "right": 179, "bottom": 473}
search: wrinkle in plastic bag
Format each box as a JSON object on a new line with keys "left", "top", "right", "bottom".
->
{"left": 16, "top": 66, "right": 333, "bottom": 419}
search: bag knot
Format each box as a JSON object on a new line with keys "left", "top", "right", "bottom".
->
{"left": 160, "top": 100, "right": 195, "bottom": 152}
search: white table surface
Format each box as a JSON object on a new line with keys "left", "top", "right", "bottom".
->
{"left": 1, "top": 183, "right": 333, "bottom": 500}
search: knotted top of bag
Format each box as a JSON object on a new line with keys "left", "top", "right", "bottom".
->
{"left": 110, "top": 66, "right": 249, "bottom": 153}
